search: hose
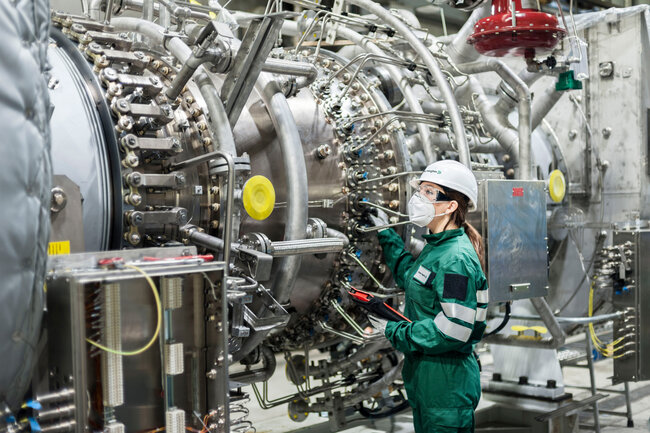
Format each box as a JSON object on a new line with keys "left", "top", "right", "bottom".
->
{"left": 483, "top": 302, "right": 510, "bottom": 337}
{"left": 357, "top": 394, "right": 410, "bottom": 419}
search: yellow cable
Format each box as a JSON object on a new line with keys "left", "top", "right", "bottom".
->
{"left": 85, "top": 264, "right": 162, "bottom": 356}
{"left": 588, "top": 278, "right": 625, "bottom": 358}
{"left": 588, "top": 280, "right": 623, "bottom": 345}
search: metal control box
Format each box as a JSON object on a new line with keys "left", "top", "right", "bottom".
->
{"left": 44, "top": 247, "right": 226, "bottom": 431}
{"left": 477, "top": 180, "right": 549, "bottom": 302}
{"left": 612, "top": 229, "right": 650, "bottom": 383}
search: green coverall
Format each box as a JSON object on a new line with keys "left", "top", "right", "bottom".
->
{"left": 378, "top": 227, "right": 488, "bottom": 433}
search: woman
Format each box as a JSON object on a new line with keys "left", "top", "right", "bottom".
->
{"left": 369, "top": 159, "right": 488, "bottom": 433}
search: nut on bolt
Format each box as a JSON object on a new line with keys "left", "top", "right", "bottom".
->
{"left": 126, "top": 193, "right": 142, "bottom": 206}
{"left": 568, "top": 130, "right": 577, "bottom": 141}
{"left": 177, "top": 209, "right": 189, "bottom": 225}
{"left": 123, "top": 134, "right": 138, "bottom": 149}
{"left": 599, "top": 61, "right": 614, "bottom": 78}
{"left": 128, "top": 211, "right": 144, "bottom": 226}
{"left": 316, "top": 144, "right": 332, "bottom": 159}
{"left": 128, "top": 232, "right": 141, "bottom": 245}
{"left": 127, "top": 172, "right": 142, "bottom": 186}
{"left": 50, "top": 187, "right": 67, "bottom": 213}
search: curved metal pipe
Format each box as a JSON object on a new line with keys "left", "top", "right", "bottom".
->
{"left": 256, "top": 75, "right": 308, "bottom": 305}
{"left": 229, "top": 345, "right": 277, "bottom": 384}
{"left": 326, "top": 228, "right": 350, "bottom": 247}
{"left": 110, "top": 16, "right": 166, "bottom": 42}
{"left": 457, "top": 60, "right": 532, "bottom": 179}
{"left": 348, "top": 0, "right": 471, "bottom": 169}
{"left": 446, "top": 2, "right": 490, "bottom": 65}
{"left": 494, "top": 68, "right": 544, "bottom": 114}
{"left": 421, "top": 100, "right": 447, "bottom": 115}
{"left": 261, "top": 58, "right": 318, "bottom": 89}
{"left": 460, "top": 76, "right": 520, "bottom": 163}
{"left": 195, "top": 73, "right": 238, "bottom": 155}
{"left": 531, "top": 85, "right": 564, "bottom": 131}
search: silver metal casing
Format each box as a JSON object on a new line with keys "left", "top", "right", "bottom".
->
{"left": 478, "top": 179, "right": 549, "bottom": 302}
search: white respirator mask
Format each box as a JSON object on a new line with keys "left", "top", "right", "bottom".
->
{"left": 407, "top": 193, "right": 452, "bottom": 227}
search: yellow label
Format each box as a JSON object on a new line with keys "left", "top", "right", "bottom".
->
{"left": 48, "top": 241, "right": 71, "bottom": 255}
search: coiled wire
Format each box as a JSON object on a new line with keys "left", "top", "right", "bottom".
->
{"left": 229, "top": 393, "right": 255, "bottom": 433}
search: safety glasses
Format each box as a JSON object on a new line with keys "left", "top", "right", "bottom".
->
{"left": 409, "top": 180, "right": 451, "bottom": 204}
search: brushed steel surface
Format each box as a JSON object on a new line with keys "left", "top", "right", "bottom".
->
{"left": 480, "top": 180, "right": 549, "bottom": 302}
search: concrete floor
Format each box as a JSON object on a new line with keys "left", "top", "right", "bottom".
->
{"left": 244, "top": 351, "right": 650, "bottom": 433}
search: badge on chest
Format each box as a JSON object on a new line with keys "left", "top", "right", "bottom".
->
{"left": 413, "top": 265, "right": 435, "bottom": 287}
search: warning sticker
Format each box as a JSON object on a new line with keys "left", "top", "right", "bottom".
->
{"left": 48, "top": 241, "right": 71, "bottom": 255}
{"left": 512, "top": 187, "right": 524, "bottom": 197}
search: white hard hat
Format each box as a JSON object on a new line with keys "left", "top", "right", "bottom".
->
{"left": 410, "top": 160, "right": 478, "bottom": 211}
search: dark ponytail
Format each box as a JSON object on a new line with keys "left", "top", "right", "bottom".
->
{"left": 442, "top": 188, "right": 486, "bottom": 273}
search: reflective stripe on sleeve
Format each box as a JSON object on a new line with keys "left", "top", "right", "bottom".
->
{"left": 476, "top": 289, "right": 489, "bottom": 304}
{"left": 440, "top": 302, "right": 476, "bottom": 324}
{"left": 433, "top": 312, "right": 472, "bottom": 342}
{"left": 475, "top": 307, "right": 487, "bottom": 322}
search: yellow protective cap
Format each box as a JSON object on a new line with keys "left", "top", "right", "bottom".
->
{"left": 511, "top": 325, "right": 529, "bottom": 332}
{"left": 530, "top": 326, "right": 548, "bottom": 334}
{"left": 548, "top": 169, "right": 566, "bottom": 203}
{"left": 243, "top": 175, "right": 275, "bottom": 220}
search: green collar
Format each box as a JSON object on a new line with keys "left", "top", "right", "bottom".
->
{"left": 422, "top": 227, "right": 465, "bottom": 245}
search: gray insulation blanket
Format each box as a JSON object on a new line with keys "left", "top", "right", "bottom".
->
{"left": 0, "top": 0, "right": 52, "bottom": 410}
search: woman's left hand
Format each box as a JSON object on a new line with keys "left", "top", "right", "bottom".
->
{"left": 368, "top": 315, "right": 388, "bottom": 334}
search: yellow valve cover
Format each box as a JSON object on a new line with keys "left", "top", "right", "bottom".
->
{"left": 548, "top": 169, "right": 566, "bottom": 203}
{"left": 243, "top": 175, "right": 275, "bottom": 220}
